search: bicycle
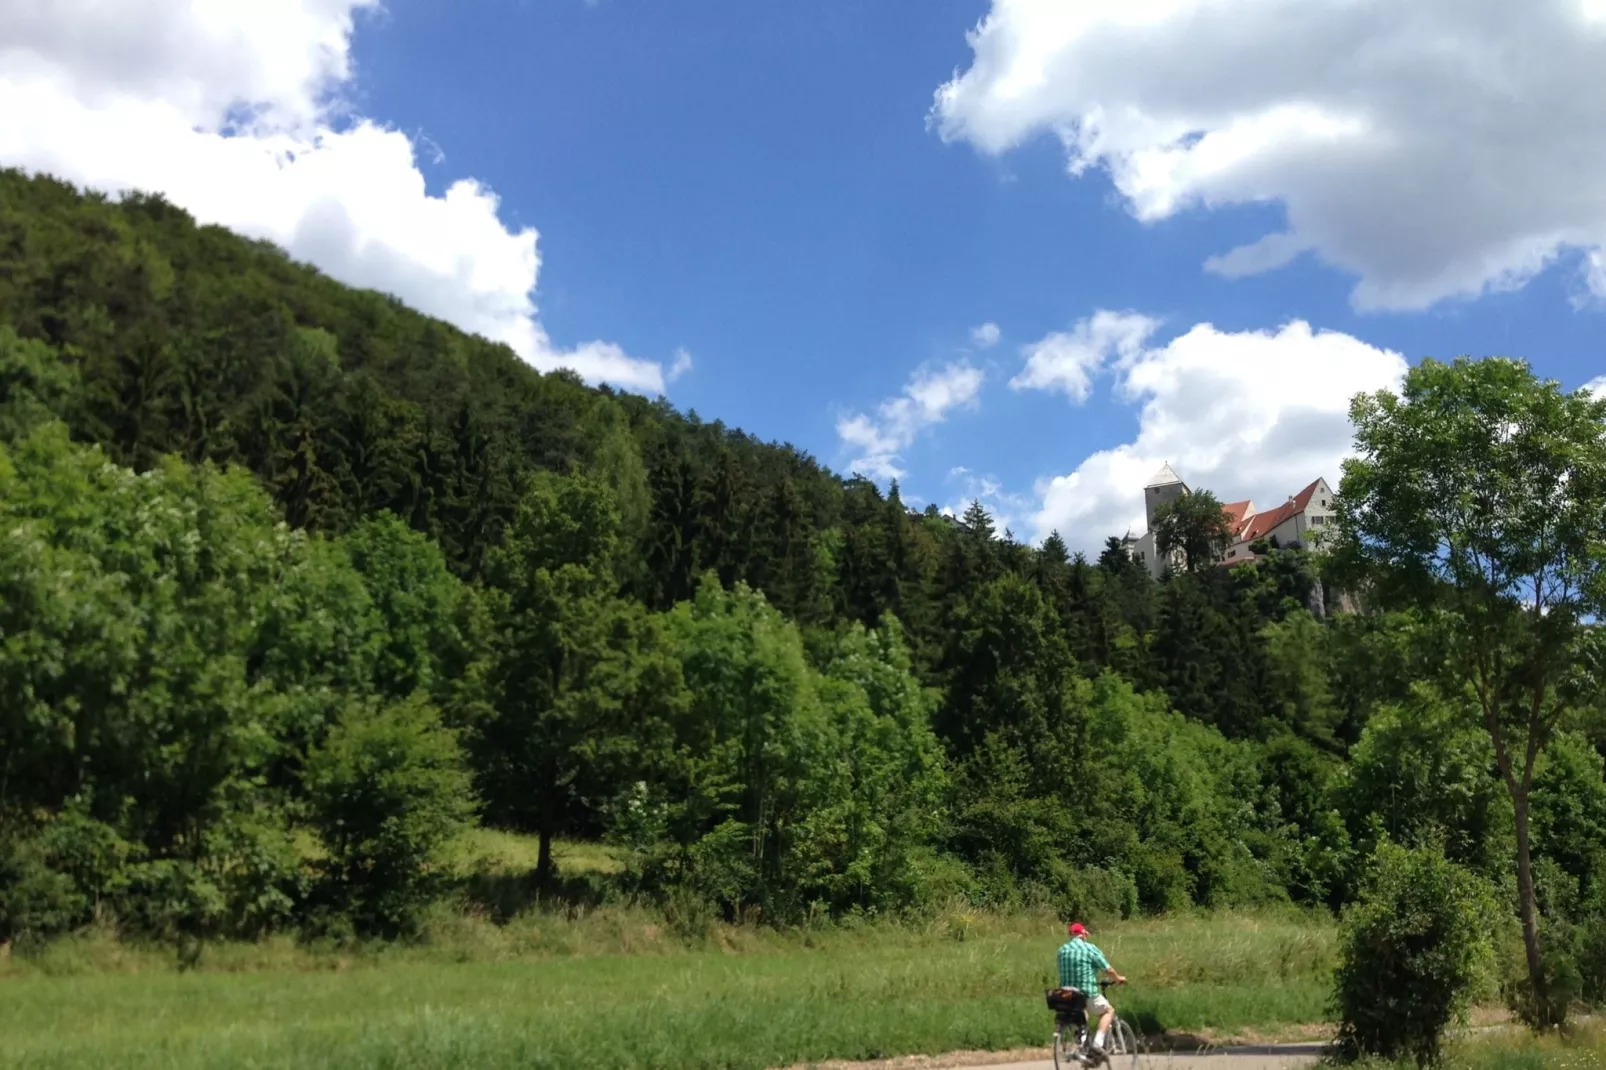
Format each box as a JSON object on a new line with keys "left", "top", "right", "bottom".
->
{"left": 1044, "top": 979, "right": 1140, "bottom": 1069}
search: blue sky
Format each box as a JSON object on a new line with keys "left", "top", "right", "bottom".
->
{"left": 4, "top": 0, "right": 1603, "bottom": 550}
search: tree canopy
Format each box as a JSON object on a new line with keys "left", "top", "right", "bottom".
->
{"left": 1335, "top": 356, "right": 1606, "bottom": 1022}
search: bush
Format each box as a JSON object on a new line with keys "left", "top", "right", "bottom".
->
{"left": 1333, "top": 840, "right": 1497, "bottom": 1066}
{"left": 0, "top": 839, "right": 85, "bottom": 948}
{"left": 198, "top": 808, "right": 305, "bottom": 939}
{"left": 1042, "top": 861, "right": 1138, "bottom": 923}
{"left": 304, "top": 696, "right": 476, "bottom": 937}
{"left": 113, "top": 859, "right": 226, "bottom": 944}
{"left": 1575, "top": 915, "right": 1606, "bottom": 1007}
{"left": 1502, "top": 935, "right": 1582, "bottom": 1029}
{"left": 0, "top": 805, "right": 139, "bottom": 946}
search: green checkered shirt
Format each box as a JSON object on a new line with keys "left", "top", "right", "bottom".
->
{"left": 1057, "top": 937, "right": 1110, "bottom": 994}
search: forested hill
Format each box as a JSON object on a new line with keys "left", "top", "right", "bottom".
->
{"left": 0, "top": 168, "right": 1357, "bottom": 716}
{"left": 0, "top": 167, "right": 848, "bottom": 599}
{"left": 5, "top": 167, "right": 1606, "bottom": 953}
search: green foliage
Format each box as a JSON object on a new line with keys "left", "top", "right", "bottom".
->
{"left": 1530, "top": 732, "right": 1606, "bottom": 917}
{"left": 1339, "top": 688, "right": 1513, "bottom": 882}
{"left": 304, "top": 697, "right": 475, "bottom": 937}
{"left": 0, "top": 424, "right": 303, "bottom": 936}
{"left": 0, "top": 326, "right": 76, "bottom": 440}
{"left": 601, "top": 580, "right": 952, "bottom": 921}
{"left": 1260, "top": 610, "right": 1342, "bottom": 749}
{"left": 341, "top": 513, "right": 472, "bottom": 702}
{"left": 476, "top": 472, "right": 685, "bottom": 881}
{"left": 1336, "top": 356, "right": 1606, "bottom": 1025}
{"left": 1152, "top": 488, "right": 1236, "bottom": 573}
{"left": 1334, "top": 841, "right": 1498, "bottom": 1066}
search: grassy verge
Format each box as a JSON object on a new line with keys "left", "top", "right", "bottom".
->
{"left": 1352, "top": 1021, "right": 1606, "bottom": 1069}
{"left": 0, "top": 909, "right": 1333, "bottom": 1070}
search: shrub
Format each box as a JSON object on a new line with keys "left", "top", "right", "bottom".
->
{"left": 1501, "top": 913, "right": 1584, "bottom": 1028}
{"left": 1575, "top": 915, "right": 1606, "bottom": 1007}
{"left": 0, "top": 838, "right": 85, "bottom": 948}
{"left": 1044, "top": 861, "right": 1138, "bottom": 923}
{"left": 198, "top": 807, "right": 305, "bottom": 938}
{"left": 304, "top": 696, "right": 476, "bottom": 937}
{"left": 1333, "top": 840, "right": 1496, "bottom": 1066}
{"left": 0, "top": 805, "right": 138, "bottom": 946}
{"left": 113, "top": 859, "right": 226, "bottom": 944}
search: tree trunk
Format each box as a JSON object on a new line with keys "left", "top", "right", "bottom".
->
{"left": 536, "top": 820, "right": 555, "bottom": 888}
{"left": 1513, "top": 787, "right": 1548, "bottom": 1013}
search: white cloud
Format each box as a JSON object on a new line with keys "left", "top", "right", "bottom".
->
{"left": 837, "top": 362, "right": 985, "bottom": 481}
{"left": 668, "top": 347, "right": 694, "bottom": 382}
{"left": 0, "top": 0, "right": 674, "bottom": 394}
{"left": 970, "top": 321, "right": 1002, "bottom": 349}
{"left": 942, "top": 469, "right": 1036, "bottom": 541}
{"left": 1585, "top": 375, "right": 1606, "bottom": 394}
{"left": 1027, "top": 319, "right": 1407, "bottom": 553}
{"left": 1010, "top": 309, "right": 1157, "bottom": 401}
{"left": 932, "top": 0, "right": 1606, "bottom": 311}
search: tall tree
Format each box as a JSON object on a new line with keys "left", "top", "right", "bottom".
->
{"left": 1152, "top": 488, "right": 1235, "bottom": 573}
{"left": 480, "top": 472, "right": 681, "bottom": 883}
{"left": 1335, "top": 357, "right": 1606, "bottom": 1023}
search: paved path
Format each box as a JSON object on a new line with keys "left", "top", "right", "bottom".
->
{"left": 951, "top": 1044, "right": 1324, "bottom": 1070}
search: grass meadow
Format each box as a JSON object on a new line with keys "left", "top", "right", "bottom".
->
{"left": 1357, "top": 1022, "right": 1606, "bottom": 1069}
{"left": 0, "top": 834, "right": 1339, "bottom": 1069}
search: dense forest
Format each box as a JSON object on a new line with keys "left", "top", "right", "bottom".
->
{"left": 2, "top": 168, "right": 1604, "bottom": 1009}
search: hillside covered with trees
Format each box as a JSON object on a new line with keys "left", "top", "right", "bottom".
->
{"left": 2, "top": 169, "right": 1604, "bottom": 1018}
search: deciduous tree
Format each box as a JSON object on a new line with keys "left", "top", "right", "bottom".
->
{"left": 1335, "top": 357, "right": 1606, "bottom": 1023}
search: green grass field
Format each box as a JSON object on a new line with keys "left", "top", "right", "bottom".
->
{"left": 0, "top": 834, "right": 1338, "bottom": 1068}
{"left": 1355, "top": 1022, "right": 1606, "bottom": 1069}
{"left": 0, "top": 905, "right": 1334, "bottom": 1070}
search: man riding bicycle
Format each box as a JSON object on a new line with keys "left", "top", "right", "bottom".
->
{"left": 1057, "top": 922, "right": 1126, "bottom": 1064}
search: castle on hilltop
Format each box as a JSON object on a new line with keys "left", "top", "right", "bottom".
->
{"left": 1121, "top": 463, "right": 1335, "bottom": 580}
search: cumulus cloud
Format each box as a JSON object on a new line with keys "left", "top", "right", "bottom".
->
{"left": 942, "top": 469, "right": 1036, "bottom": 541}
{"left": 1010, "top": 309, "right": 1157, "bottom": 401}
{"left": 1026, "top": 318, "right": 1407, "bottom": 553}
{"left": 837, "top": 362, "right": 985, "bottom": 481}
{"left": 1585, "top": 375, "right": 1606, "bottom": 396}
{"left": 0, "top": 0, "right": 673, "bottom": 393}
{"left": 970, "top": 322, "right": 1002, "bottom": 349}
{"left": 932, "top": 0, "right": 1606, "bottom": 311}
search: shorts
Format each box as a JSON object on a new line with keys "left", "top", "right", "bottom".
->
{"left": 1088, "top": 994, "right": 1112, "bottom": 1016}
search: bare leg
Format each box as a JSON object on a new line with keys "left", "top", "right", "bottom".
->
{"left": 1095, "top": 1006, "right": 1114, "bottom": 1054}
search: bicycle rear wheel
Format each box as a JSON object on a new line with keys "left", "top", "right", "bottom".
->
{"left": 1106, "top": 1017, "right": 1141, "bottom": 1068}
{"left": 1052, "top": 1024, "right": 1083, "bottom": 1069}
{"left": 1047, "top": 1021, "right": 1072, "bottom": 1060}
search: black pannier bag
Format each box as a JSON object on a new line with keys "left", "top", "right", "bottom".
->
{"left": 1045, "top": 986, "right": 1088, "bottom": 1020}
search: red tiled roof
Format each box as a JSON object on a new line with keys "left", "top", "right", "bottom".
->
{"left": 1234, "top": 479, "right": 1324, "bottom": 544}
{"left": 1221, "top": 500, "right": 1253, "bottom": 531}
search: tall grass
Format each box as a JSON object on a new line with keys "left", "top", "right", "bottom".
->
{"left": 0, "top": 909, "right": 1335, "bottom": 1070}
{"left": 0, "top": 834, "right": 1340, "bottom": 1068}
{"left": 1350, "top": 1021, "right": 1606, "bottom": 1069}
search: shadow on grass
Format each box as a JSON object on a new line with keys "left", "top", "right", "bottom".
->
{"left": 1128, "top": 1008, "right": 1332, "bottom": 1056}
{"left": 458, "top": 870, "right": 614, "bottom": 923}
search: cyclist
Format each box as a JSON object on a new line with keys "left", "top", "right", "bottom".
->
{"left": 1057, "top": 921, "right": 1126, "bottom": 1064}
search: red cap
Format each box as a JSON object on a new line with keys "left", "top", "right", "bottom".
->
{"left": 1069, "top": 922, "right": 1088, "bottom": 937}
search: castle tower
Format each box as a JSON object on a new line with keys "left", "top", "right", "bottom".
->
{"left": 1143, "top": 462, "right": 1188, "bottom": 529}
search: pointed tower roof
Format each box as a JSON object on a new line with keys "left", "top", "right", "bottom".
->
{"left": 1145, "top": 462, "right": 1185, "bottom": 488}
